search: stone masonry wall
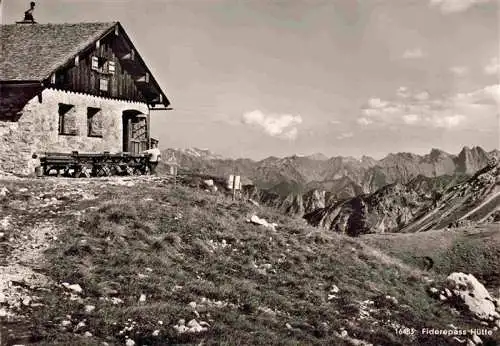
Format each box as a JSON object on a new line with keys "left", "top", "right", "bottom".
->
{"left": 0, "top": 88, "right": 149, "bottom": 175}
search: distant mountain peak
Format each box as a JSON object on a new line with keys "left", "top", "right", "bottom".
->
{"left": 307, "top": 153, "right": 329, "bottom": 161}
{"left": 167, "top": 147, "right": 225, "bottom": 160}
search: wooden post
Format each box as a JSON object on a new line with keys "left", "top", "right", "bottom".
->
{"left": 232, "top": 174, "right": 236, "bottom": 201}
{"left": 173, "top": 165, "right": 177, "bottom": 188}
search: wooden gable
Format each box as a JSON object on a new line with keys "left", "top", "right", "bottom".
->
{"left": 46, "top": 23, "right": 168, "bottom": 106}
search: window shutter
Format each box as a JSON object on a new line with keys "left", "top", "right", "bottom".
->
{"left": 89, "top": 115, "right": 103, "bottom": 137}
{"left": 87, "top": 107, "right": 103, "bottom": 137}
{"left": 91, "top": 56, "right": 99, "bottom": 71}
{"left": 93, "top": 116, "right": 103, "bottom": 137}
{"left": 64, "top": 111, "right": 79, "bottom": 136}
{"left": 108, "top": 61, "right": 116, "bottom": 74}
{"left": 99, "top": 78, "right": 108, "bottom": 91}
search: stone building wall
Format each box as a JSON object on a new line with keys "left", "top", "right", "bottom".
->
{"left": 0, "top": 88, "right": 149, "bottom": 175}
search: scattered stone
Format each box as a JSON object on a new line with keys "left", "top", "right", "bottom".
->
{"left": 472, "top": 334, "right": 482, "bottom": 345}
{"left": 188, "top": 301, "right": 197, "bottom": 309}
{"left": 84, "top": 305, "right": 96, "bottom": 313}
{"left": 330, "top": 285, "right": 340, "bottom": 294}
{"left": 61, "top": 320, "right": 72, "bottom": 327}
{"left": 62, "top": 282, "right": 83, "bottom": 294}
{"left": 258, "top": 306, "right": 277, "bottom": 316}
{"left": 75, "top": 321, "right": 86, "bottom": 330}
{"left": 152, "top": 329, "right": 160, "bottom": 336}
{"left": 429, "top": 287, "right": 439, "bottom": 295}
{"left": 285, "top": 323, "right": 293, "bottom": 330}
{"left": 385, "top": 295, "right": 398, "bottom": 305}
{"left": 125, "top": 338, "right": 135, "bottom": 346}
{"left": 0, "top": 308, "right": 7, "bottom": 317}
{"left": 172, "top": 318, "right": 209, "bottom": 334}
{"left": 202, "top": 179, "right": 214, "bottom": 187}
{"left": 84, "top": 331, "right": 93, "bottom": 337}
{"left": 0, "top": 186, "right": 9, "bottom": 196}
{"left": 22, "top": 296, "right": 31, "bottom": 306}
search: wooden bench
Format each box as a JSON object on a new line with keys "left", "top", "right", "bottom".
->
{"left": 39, "top": 151, "right": 151, "bottom": 177}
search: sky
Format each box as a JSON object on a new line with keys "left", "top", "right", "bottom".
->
{"left": 1, "top": 0, "right": 499, "bottom": 159}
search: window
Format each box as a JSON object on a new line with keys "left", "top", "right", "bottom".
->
{"left": 87, "top": 107, "right": 103, "bottom": 137}
{"left": 107, "top": 61, "right": 116, "bottom": 74}
{"left": 58, "top": 103, "right": 78, "bottom": 136}
{"left": 91, "top": 56, "right": 100, "bottom": 71}
{"left": 91, "top": 56, "right": 115, "bottom": 75}
{"left": 99, "top": 78, "right": 109, "bottom": 92}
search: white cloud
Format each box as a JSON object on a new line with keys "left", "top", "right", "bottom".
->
{"left": 367, "top": 98, "right": 389, "bottom": 108}
{"left": 454, "top": 84, "right": 500, "bottom": 105}
{"left": 337, "top": 132, "right": 354, "bottom": 140}
{"left": 242, "top": 110, "right": 302, "bottom": 140}
{"left": 402, "top": 48, "right": 425, "bottom": 59}
{"left": 402, "top": 114, "right": 420, "bottom": 125}
{"left": 357, "top": 117, "right": 373, "bottom": 126}
{"left": 397, "top": 87, "right": 411, "bottom": 98}
{"left": 281, "top": 127, "right": 299, "bottom": 140}
{"left": 449, "top": 66, "right": 468, "bottom": 76}
{"left": 430, "top": 0, "right": 493, "bottom": 14}
{"left": 414, "top": 91, "right": 430, "bottom": 101}
{"left": 430, "top": 114, "right": 466, "bottom": 128}
{"left": 357, "top": 84, "right": 499, "bottom": 130}
{"left": 484, "top": 57, "right": 500, "bottom": 75}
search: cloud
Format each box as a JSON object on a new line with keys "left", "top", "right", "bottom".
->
{"left": 357, "top": 84, "right": 499, "bottom": 130}
{"left": 329, "top": 119, "right": 342, "bottom": 125}
{"left": 430, "top": 114, "right": 466, "bottom": 128}
{"left": 337, "top": 132, "right": 354, "bottom": 140}
{"left": 242, "top": 110, "right": 303, "bottom": 140}
{"left": 454, "top": 84, "right": 500, "bottom": 105}
{"left": 414, "top": 91, "right": 430, "bottom": 101}
{"left": 397, "top": 87, "right": 411, "bottom": 98}
{"left": 402, "top": 48, "right": 425, "bottom": 59}
{"left": 402, "top": 114, "right": 420, "bottom": 125}
{"left": 367, "top": 98, "right": 389, "bottom": 108}
{"left": 484, "top": 57, "right": 499, "bottom": 75}
{"left": 357, "top": 117, "right": 373, "bottom": 126}
{"left": 449, "top": 66, "right": 468, "bottom": 76}
{"left": 430, "top": 0, "right": 493, "bottom": 14}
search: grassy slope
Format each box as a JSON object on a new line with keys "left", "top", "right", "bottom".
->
{"left": 2, "top": 179, "right": 497, "bottom": 345}
{"left": 362, "top": 224, "right": 500, "bottom": 287}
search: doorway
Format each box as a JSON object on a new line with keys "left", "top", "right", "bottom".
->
{"left": 122, "top": 110, "right": 148, "bottom": 153}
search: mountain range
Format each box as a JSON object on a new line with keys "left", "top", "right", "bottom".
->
{"left": 305, "top": 160, "right": 499, "bottom": 236}
{"left": 162, "top": 146, "right": 499, "bottom": 198}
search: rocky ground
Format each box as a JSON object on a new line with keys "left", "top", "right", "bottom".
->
{"left": 0, "top": 175, "right": 499, "bottom": 345}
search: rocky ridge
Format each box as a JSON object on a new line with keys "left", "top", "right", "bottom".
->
{"left": 305, "top": 158, "right": 500, "bottom": 236}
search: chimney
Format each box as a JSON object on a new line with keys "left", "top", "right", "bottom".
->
{"left": 16, "top": 2, "right": 37, "bottom": 24}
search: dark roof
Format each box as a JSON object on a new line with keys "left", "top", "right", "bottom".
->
{"left": 0, "top": 22, "right": 116, "bottom": 80}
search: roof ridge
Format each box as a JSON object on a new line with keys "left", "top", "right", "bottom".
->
{"left": 1, "top": 21, "right": 118, "bottom": 26}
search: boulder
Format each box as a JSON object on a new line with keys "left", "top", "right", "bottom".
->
{"left": 0, "top": 186, "right": 9, "bottom": 196}
{"left": 446, "top": 273, "right": 500, "bottom": 321}
{"left": 247, "top": 215, "right": 278, "bottom": 231}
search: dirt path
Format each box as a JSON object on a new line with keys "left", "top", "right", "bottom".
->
{"left": 0, "top": 177, "right": 101, "bottom": 344}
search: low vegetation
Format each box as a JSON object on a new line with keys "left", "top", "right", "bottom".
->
{"left": 1, "top": 176, "right": 499, "bottom": 345}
